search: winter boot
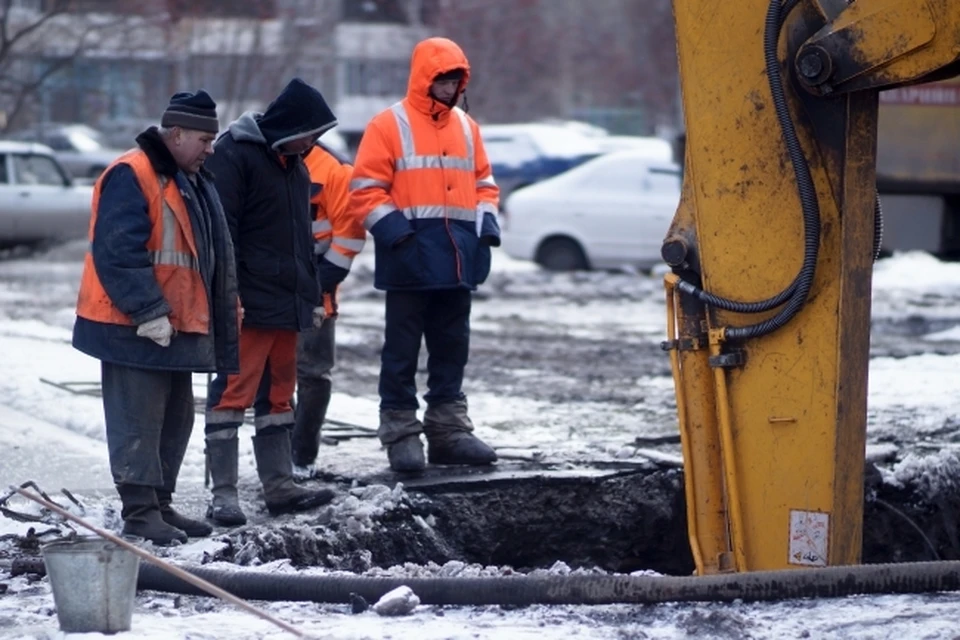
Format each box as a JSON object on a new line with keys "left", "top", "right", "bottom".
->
{"left": 378, "top": 409, "right": 426, "bottom": 472}
{"left": 205, "top": 436, "right": 248, "bottom": 526}
{"left": 291, "top": 378, "right": 332, "bottom": 468}
{"left": 424, "top": 400, "right": 498, "bottom": 466}
{"left": 156, "top": 489, "right": 213, "bottom": 538}
{"left": 117, "top": 484, "right": 187, "bottom": 545}
{"left": 252, "top": 429, "right": 336, "bottom": 516}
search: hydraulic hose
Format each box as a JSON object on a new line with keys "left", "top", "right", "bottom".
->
{"left": 674, "top": 0, "right": 821, "bottom": 337}
{"left": 13, "top": 557, "right": 960, "bottom": 605}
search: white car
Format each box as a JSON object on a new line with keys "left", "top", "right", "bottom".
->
{"left": 0, "top": 141, "right": 93, "bottom": 249}
{"left": 501, "top": 149, "right": 681, "bottom": 271}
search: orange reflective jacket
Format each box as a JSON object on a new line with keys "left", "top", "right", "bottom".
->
{"left": 76, "top": 149, "right": 210, "bottom": 333}
{"left": 347, "top": 37, "right": 500, "bottom": 290}
{"left": 304, "top": 145, "right": 365, "bottom": 271}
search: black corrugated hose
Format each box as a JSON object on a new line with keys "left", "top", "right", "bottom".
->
{"left": 132, "top": 560, "right": 960, "bottom": 605}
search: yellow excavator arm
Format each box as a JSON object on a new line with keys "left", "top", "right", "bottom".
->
{"left": 664, "top": 0, "right": 960, "bottom": 574}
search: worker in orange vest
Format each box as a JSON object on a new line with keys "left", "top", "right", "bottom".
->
{"left": 253, "top": 139, "right": 365, "bottom": 478}
{"left": 72, "top": 90, "right": 240, "bottom": 545}
{"left": 347, "top": 37, "right": 501, "bottom": 472}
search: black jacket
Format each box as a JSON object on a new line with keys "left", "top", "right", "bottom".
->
{"left": 206, "top": 80, "right": 338, "bottom": 331}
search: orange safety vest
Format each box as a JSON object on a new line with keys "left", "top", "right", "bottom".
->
{"left": 76, "top": 149, "right": 211, "bottom": 334}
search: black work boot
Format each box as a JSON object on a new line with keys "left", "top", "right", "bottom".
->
{"left": 117, "top": 484, "right": 187, "bottom": 545}
{"left": 424, "top": 400, "right": 497, "bottom": 466}
{"left": 205, "top": 437, "right": 248, "bottom": 526}
{"left": 252, "top": 430, "right": 336, "bottom": 516}
{"left": 378, "top": 409, "right": 425, "bottom": 472}
{"left": 156, "top": 489, "right": 213, "bottom": 538}
{"left": 291, "top": 378, "right": 332, "bottom": 468}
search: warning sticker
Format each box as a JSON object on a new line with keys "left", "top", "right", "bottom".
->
{"left": 788, "top": 510, "right": 829, "bottom": 567}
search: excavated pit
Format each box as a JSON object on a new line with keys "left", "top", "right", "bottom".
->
{"left": 202, "top": 462, "right": 960, "bottom": 575}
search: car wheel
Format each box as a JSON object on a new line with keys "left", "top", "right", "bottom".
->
{"left": 536, "top": 237, "right": 589, "bottom": 271}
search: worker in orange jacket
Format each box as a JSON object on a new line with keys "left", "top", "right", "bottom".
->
{"left": 254, "top": 140, "right": 365, "bottom": 476}
{"left": 346, "top": 37, "right": 501, "bottom": 472}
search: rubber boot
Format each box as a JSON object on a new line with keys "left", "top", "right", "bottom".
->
{"left": 378, "top": 409, "right": 425, "bottom": 472}
{"left": 205, "top": 437, "right": 247, "bottom": 526}
{"left": 117, "top": 484, "right": 187, "bottom": 545}
{"left": 156, "top": 489, "right": 213, "bottom": 538}
{"left": 291, "top": 378, "right": 332, "bottom": 468}
{"left": 252, "top": 430, "right": 336, "bottom": 516}
{"left": 424, "top": 400, "right": 497, "bottom": 466}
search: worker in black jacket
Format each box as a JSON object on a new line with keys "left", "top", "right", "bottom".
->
{"left": 203, "top": 78, "right": 338, "bottom": 526}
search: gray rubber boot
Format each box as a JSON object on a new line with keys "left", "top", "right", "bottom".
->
{"left": 117, "top": 484, "right": 187, "bottom": 545}
{"left": 156, "top": 489, "right": 213, "bottom": 537}
{"left": 205, "top": 437, "right": 247, "bottom": 526}
{"left": 379, "top": 409, "right": 426, "bottom": 472}
{"left": 291, "top": 378, "right": 332, "bottom": 467}
{"left": 252, "top": 430, "right": 336, "bottom": 516}
{"left": 424, "top": 400, "right": 497, "bottom": 466}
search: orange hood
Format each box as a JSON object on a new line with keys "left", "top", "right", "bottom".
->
{"left": 406, "top": 37, "right": 471, "bottom": 117}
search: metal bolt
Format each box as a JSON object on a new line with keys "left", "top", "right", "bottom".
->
{"left": 798, "top": 51, "right": 824, "bottom": 80}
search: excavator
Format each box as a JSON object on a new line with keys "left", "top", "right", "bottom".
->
{"left": 662, "top": 0, "right": 960, "bottom": 574}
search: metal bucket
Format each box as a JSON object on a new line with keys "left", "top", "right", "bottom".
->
{"left": 41, "top": 536, "right": 140, "bottom": 633}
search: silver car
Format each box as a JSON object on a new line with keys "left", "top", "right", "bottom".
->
{"left": 0, "top": 141, "right": 93, "bottom": 249}
{"left": 9, "top": 124, "right": 123, "bottom": 180}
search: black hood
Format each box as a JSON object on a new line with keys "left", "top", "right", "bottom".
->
{"left": 255, "top": 78, "right": 337, "bottom": 150}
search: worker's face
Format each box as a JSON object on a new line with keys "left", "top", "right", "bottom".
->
{"left": 430, "top": 78, "right": 460, "bottom": 104}
{"left": 279, "top": 133, "right": 320, "bottom": 156}
{"left": 171, "top": 128, "right": 216, "bottom": 174}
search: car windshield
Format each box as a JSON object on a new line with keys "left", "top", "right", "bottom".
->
{"left": 64, "top": 127, "right": 106, "bottom": 152}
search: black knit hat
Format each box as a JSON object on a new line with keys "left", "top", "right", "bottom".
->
{"left": 160, "top": 90, "right": 219, "bottom": 134}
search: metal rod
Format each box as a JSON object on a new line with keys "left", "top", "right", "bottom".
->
{"left": 13, "top": 486, "right": 307, "bottom": 638}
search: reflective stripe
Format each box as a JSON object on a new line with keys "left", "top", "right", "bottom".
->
{"left": 313, "top": 239, "right": 332, "bottom": 255}
{"left": 350, "top": 177, "right": 390, "bottom": 190}
{"left": 477, "top": 175, "right": 497, "bottom": 187}
{"left": 333, "top": 237, "right": 366, "bottom": 252}
{"left": 453, "top": 107, "right": 474, "bottom": 163}
{"left": 312, "top": 219, "right": 332, "bottom": 234}
{"left": 254, "top": 411, "right": 295, "bottom": 429}
{"left": 390, "top": 102, "right": 476, "bottom": 175}
{"left": 390, "top": 102, "right": 415, "bottom": 157}
{"left": 153, "top": 176, "right": 199, "bottom": 270}
{"left": 402, "top": 205, "right": 476, "bottom": 222}
{"left": 205, "top": 409, "right": 245, "bottom": 424}
{"left": 478, "top": 201, "right": 499, "bottom": 217}
{"left": 396, "top": 155, "right": 472, "bottom": 171}
{"left": 323, "top": 250, "right": 354, "bottom": 270}
{"left": 364, "top": 202, "right": 399, "bottom": 230}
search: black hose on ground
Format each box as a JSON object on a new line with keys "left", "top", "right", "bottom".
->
{"left": 12, "top": 557, "right": 960, "bottom": 605}
{"left": 134, "top": 560, "right": 960, "bottom": 605}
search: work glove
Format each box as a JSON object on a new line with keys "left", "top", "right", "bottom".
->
{"left": 312, "top": 305, "right": 326, "bottom": 329}
{"left": 136, "top": 316, "right": 174, "bottom": 347}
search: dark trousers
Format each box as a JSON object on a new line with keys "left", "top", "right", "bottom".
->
{"left": 101, "top": 361, "right": 194, "bottom": 490}
{"left": 379, "top": 289, "right": 471, "bottom": 411}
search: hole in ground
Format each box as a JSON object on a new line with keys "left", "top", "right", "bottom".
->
{"left": 209, "top": 463, "right": 960, "bottom": 573}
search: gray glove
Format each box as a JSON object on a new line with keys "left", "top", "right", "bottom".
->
{"left": 136, "top": 316, "right": 174, "bottom": 347}
{"left": 311, "top": 306, "right": 326, "bottom": 329}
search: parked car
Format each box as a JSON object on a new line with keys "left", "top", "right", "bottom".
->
{"left": 7, "top": 124, "right": 123, "bottom": 179}
{"left": 481, "top": 123, "right": 605, "bottom": 207}
{"left": 501, "top": 149, "right": 681, "bottom": 271}
{"left": 0, "top": 141, "right": 93, "bottom": 249}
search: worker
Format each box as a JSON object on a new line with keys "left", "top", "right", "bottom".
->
{"left": 347, "top": 37, "right": 501, "bottom": 472}
{"left": 252, "top": 140, "right": 365, "bottom": 478}
{"left": 203, "top": 78, "right": 338, "bottom": 526}
{"left": 72, "top": 90, "right": 240, "bottom": 545}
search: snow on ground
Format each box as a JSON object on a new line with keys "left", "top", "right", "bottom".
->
{"left": 2, "top": 245, "right": 960, "bottom": 638}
